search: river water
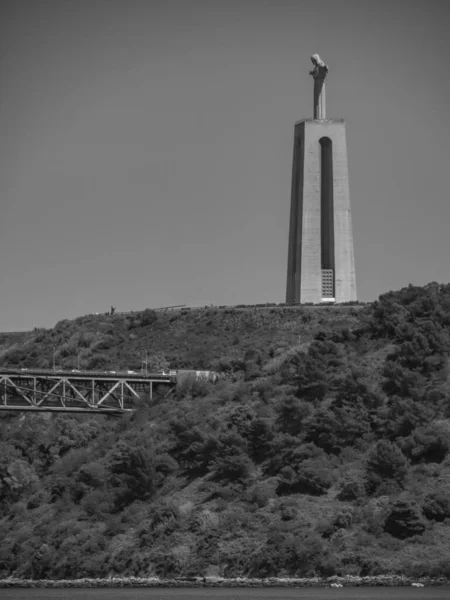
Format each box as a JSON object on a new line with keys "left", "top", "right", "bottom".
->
{"left": 1, "top": 588, "right": 449, "bottom": 600}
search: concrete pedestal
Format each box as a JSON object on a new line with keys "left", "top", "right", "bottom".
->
{"left": 286, "top": 119, "right": 357, "bottom": 304}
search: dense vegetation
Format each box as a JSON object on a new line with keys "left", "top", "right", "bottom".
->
{"left": 1, "top": 284, "right": 450, "bottom": 580}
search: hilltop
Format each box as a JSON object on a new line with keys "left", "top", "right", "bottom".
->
{"left": 0, "top": 303, "right": 366, "bottom": 373}
{"left": 1, "top": 285, "right": 450, "bottom": 580}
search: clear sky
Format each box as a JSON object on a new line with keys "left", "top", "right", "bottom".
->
{"left": 1, "top": 0, "right": 449, "bottom": 331}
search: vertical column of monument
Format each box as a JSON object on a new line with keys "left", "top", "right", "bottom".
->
{"left": 320, "top": 136, "right": 335, "bottom": 283}
{"left": 300, "top": 122, "right": 322, "bottom": 302}
{"left": 286, "top": 123, "right": 305, "bottom": 304}
{"left": 332, "top": 123, "right": 357, "bottom": 302}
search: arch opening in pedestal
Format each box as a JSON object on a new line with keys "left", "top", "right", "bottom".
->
{"left": 319, "top": 136, "right": 335, "bottom": 301}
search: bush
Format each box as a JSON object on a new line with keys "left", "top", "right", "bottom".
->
{"left": 275, "top": 395, "right": 311, "bottom": 435}
{"left": 106, "top": 442, "right": 157, "bottom": 508}
{"left": 318, "top": 508, "right": 354, "bottom": 539}
{"left": 87, "top": 353, "right": 110, "bottom": 369}
{"left": 337, "top": 477, "right": 365, "bottom": 501}
{"left": 401, "top": 423, "right": 450, "bottom": 464}
{"left": 248, "top": 418, "right": 274, "bottom": 463}
{"left": 141, "top": 309, "right": 158, "bottom": 326}
{"left": 383, "top": 498, "right": 426, "bottom": 539}
{"left": 422, "top": 491, "right": 450, "bottom": 522}
{"left": 247, "top": 481, "right": 275, "bottom": 508}
{"left": 211, "top": 451, "right": 254, "bottom": 483}
{"left": 277, "top": 458, "right": 333, "bottom": 496}
{"left": 365, "top": 440, "right": 409, "bottom": 495}
{"left": 304, "top": 404, "right": 370, "bottom": 454}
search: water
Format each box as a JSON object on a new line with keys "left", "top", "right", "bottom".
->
{"left": 0, "top": 588, "right": 448, "bottom": 600}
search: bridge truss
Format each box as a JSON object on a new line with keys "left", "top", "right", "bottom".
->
{"left": 0, "top": 369, "right": 175, "bottom": 414}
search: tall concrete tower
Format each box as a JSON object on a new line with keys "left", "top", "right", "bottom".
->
{"left": 286, "top": 54, "right": 357, "bottom": 304}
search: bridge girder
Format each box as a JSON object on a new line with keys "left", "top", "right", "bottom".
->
{"left": 0, "top": 371, "right": 174, "bottom": 414}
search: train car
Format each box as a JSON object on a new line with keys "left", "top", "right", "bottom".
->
{"left": 175, "top": 370, "right": 219, "bottom": 383}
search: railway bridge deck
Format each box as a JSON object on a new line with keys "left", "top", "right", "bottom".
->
{"left": 0, "top": 368, "right": 175, "bottom": 414}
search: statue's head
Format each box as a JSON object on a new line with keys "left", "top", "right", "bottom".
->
{"left": 311, "top": 54, "right": 325, "bottom": 68}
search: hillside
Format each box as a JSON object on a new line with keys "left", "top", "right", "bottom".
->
{"left": 1, "top": 285, "right": 450, "bottom": 580}
{"left": 0, "top": 304, "right": 366, "bottom": 373}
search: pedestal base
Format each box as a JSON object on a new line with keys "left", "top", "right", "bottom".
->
{"left": 286, "top": 119, "right": 357, "bottom": 304}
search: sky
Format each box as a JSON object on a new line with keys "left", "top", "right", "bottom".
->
{"left": 1, "top": 0, "right": 450, "bottom": 331}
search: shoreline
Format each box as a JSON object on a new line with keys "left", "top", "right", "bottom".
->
{"left": 0, "top": 575, "right": 449, "bottom": 588}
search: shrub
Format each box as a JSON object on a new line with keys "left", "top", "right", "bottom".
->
{"left": 337, "top": 477, "right": 365, "bottom": 501}
{"left": 277, "top": 458, "right": 333, "bottom": 496}
{"left": 422, "top": 491, "right": 450, "bottom": 522}
{"left": 383, "top": 498, "right": 426, "bottom": 539}
{"left": 247, "top": 481, "right": 275, "bottom": 508}
{"left": 176, "top": 377, "right": 212, "bottom": 400}
{"left": 87, "top": 353, "right": 110, "bottom": 369}
{"left": 275, "top": 395, "right": 311, "bottom": 435}
{"left": 211, "top": 451, "right": 254, "bottom": 483}
{"left": 318, "top": 508, "right": 353, "bottom": 539}
{"left": 355, "top": 496, "right": 391, "bottom": 536}
{"left": 365, "top": 440, "right": 409, "bottom": 495}
{"left": 248, "top": 418, "right": 274, "bottom": 463}
{"left": 401, "top": 423, "right": 450, "bottom": 464}
{"left": 383, "top": 397, "right": 434, "bottom": 440}
{"left": 141, "top": 309, "right": 158, "bottom": 326}
{"left": 91, "top": 335, "right": 114, "bottom": 351}
{"left": 106, "top": 442, "right": 157, "bottom": 508}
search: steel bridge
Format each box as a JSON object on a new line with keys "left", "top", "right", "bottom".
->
{"left": 0, "top": 368, "right": 176, "bottom": 414}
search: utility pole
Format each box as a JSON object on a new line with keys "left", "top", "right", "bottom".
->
{"left": 141, "top": 350, "right": 148, "bottom": 377}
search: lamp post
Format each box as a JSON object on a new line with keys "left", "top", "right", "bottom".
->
{"left": 52, "top": 347, "right": 56, "bottom": 372}
{"left": 142, "top": 349, "right": 148, "bottom": 377}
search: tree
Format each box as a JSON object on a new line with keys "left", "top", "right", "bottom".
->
{"left": 401, "top": 423, "right": 450, "bottom": 464}
{"left": 382, "top": 362, "right": 426, "bottom": 399}
{"left": 275, "top": 395, "right": 311, "bottom": 436}
{"left": 337, "top": 477, "right": 365, "bottom": 501}
{"left": 248, "top": 417, "right": 274, "bottom": 462}
{"left": 283, "top": 347, "right": 328, "bottom": 403}
{"left": 304, "top": 403, "right": 370, "bottom": 454}
{"left": 76, "top": 461, "right": 106, "bottom": 489}
{"left": 149, "top": 351, "right": 169, "bottom": 372}
{"left": 178, "top": 427, "right": 220, "bottom": 476}
{"left": 1, "top": 458, "right": 38, "bottom": 505}
{"left": 248, "top": 530, "right": 325, "bottom": 577}
{"left": 381, "top": 397, "right": 434, "bottom": 440}
{"left": 227, "top": 404, "right": 256, "bottom": 436}
{"left": 87, "top": 353, "right": 110, "bottom": 369}
{"left": 107, "top": 442, "right": 156, "bottom": 508}
{"left": 211, "top": 451, "right": 254, "bottom": 483}
{"left": 384, "top": 499, "right": 426, "bottom": 539}
{"left": 141, "top": 309, "right": 158, "bottom": 326}
{"left": 422, "top": 491, "right": 450, "bottom": 522}
{"left": 277, "top": 458, "right": 333, "bottom": 496}
{"left": 365, "top": 440, "right": 408, "bottom": 495}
